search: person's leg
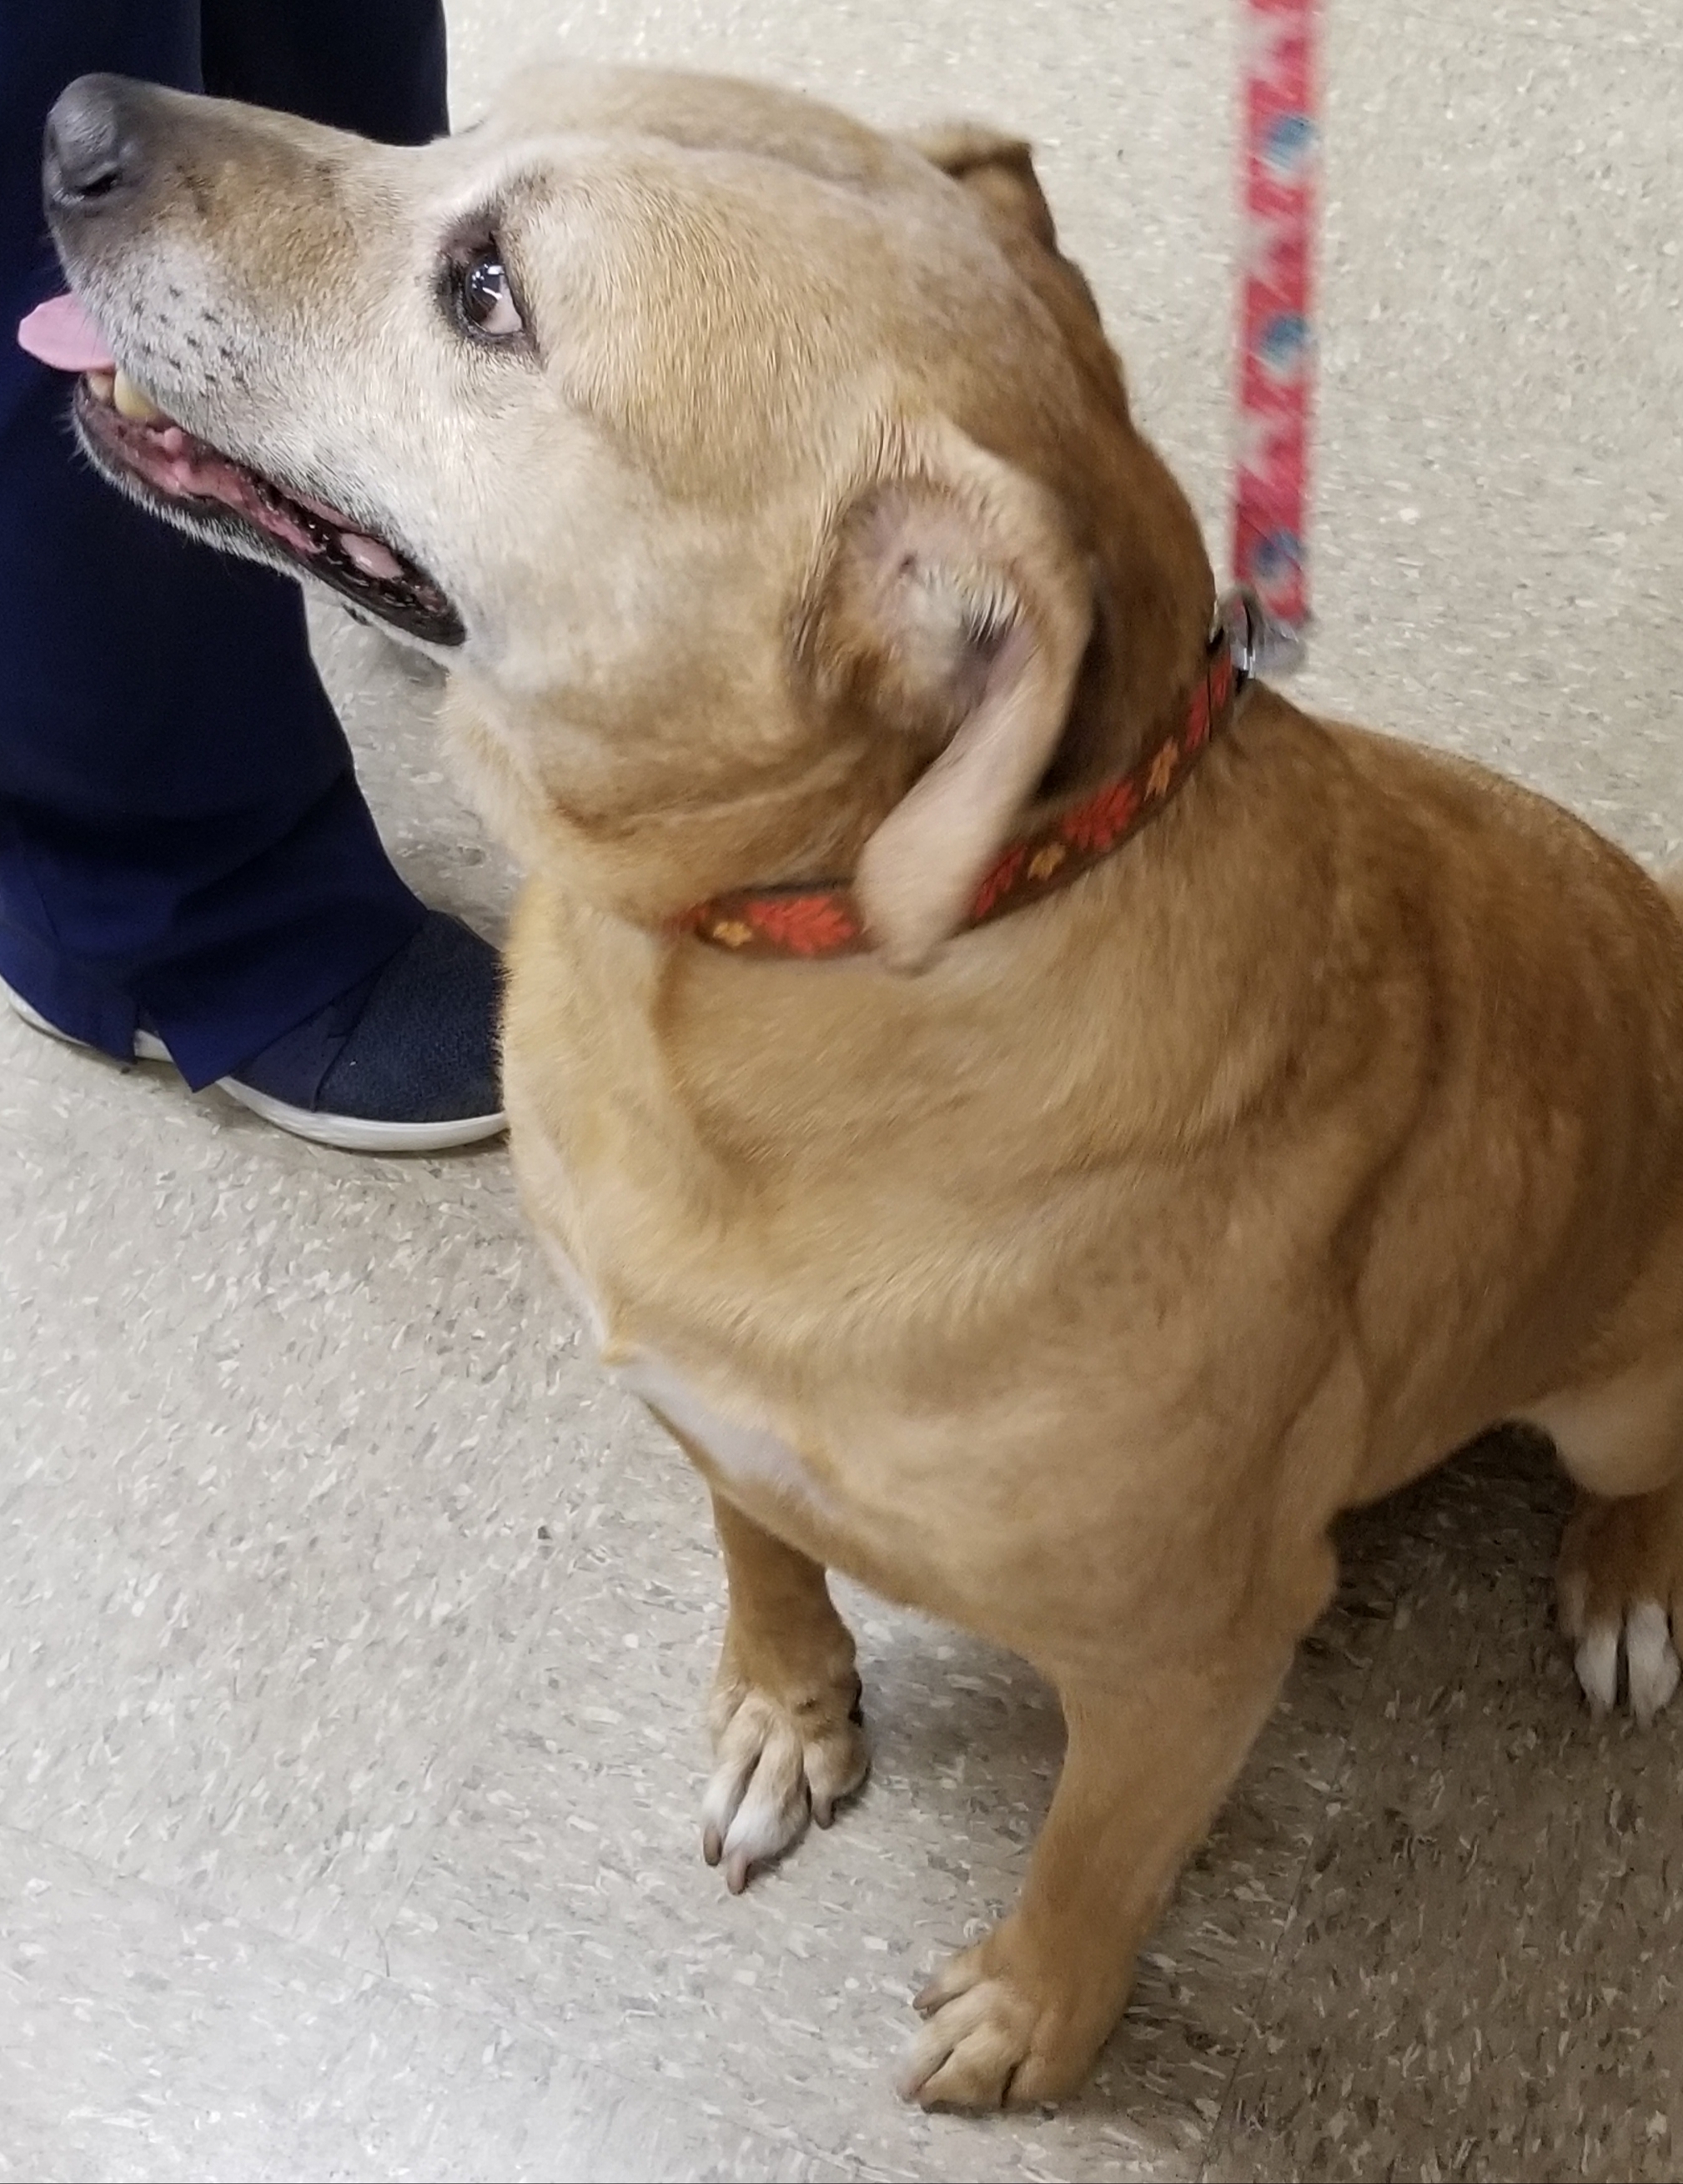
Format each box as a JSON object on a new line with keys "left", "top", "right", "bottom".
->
{"left": 200, "top": 0, "right": 446, "bottom": 144}
{"left": 0, "top": 1, "right": 457, "bottom": 1100}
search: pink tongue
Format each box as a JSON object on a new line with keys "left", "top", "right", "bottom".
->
{"left": 18, "top": 293, "right": 117, "bottom": 374}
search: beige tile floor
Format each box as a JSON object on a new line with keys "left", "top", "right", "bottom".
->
{"left": 4, "top": 1, "right": 1682, "bottom": 2176}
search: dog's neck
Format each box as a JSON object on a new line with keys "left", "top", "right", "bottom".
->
{"left": 450, "top": 431, "right": 1219, "bottom": 939}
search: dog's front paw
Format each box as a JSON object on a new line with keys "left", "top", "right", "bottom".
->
{"left": 1560, "top": 1489, "right": 1683, "bottom": 1724}
{"left": 900, "top": 1925, "right": 1104, "bottom": 2110}
{"left": 701, "top": 1672, "right": 868, "bottom": 1892}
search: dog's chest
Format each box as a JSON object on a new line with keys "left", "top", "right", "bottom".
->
{"left": 613, "top": 1351, "right": 836, "bottom": 1521}
{"left": 540, "top": 1231, "right": 834, "bottom": 1522}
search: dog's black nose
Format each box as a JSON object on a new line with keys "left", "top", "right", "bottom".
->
{"left": 44, "top": 75, "right": 144, "bottom": 212}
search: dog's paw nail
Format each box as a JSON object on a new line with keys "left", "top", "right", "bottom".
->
{"left": 811, "top": 1795, "right": 834, "bottom": 1828}
{"left": 724, "top": 1849, "right": 753, "bottom": 1894}
{"left": 912, "top": 1948, "right": 978, "bottom": 2017}
{"left": 1626, "top": 1600, "right": 1679, "bottom": 1725}
{"left": 1575, "top": 1620, "right": 1620, "bottom": 1715}
{"left": 702, "top": 1824, "right": 723, "bottom": 1865}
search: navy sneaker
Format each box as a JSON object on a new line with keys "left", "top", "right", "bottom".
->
{"left": 6, "top": 911, "right": 505, "bottom": 1154}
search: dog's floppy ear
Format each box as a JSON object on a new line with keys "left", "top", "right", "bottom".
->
{"left": 907, "top": 121, "right": 1117, "bottom": 382}
{"left": 902, "top": 122, "right": 1061, "bottom": 252}
{"left": 811, "top": 420, "right": 1092, "bottom": 972}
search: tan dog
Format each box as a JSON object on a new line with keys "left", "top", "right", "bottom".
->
{"left": 42, "top": 61, "right": 1683, "bottom": 2110}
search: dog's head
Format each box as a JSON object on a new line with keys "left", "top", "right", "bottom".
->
{"left": 45, "top": 64, "right": 1212, "bottom": 964}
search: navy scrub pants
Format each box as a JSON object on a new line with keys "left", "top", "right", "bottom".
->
{"left": 0, "top": 1, "right": 447, "bottom": 1089}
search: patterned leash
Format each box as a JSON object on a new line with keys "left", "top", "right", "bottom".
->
{"left": 1231, "top": 0, "right": 1322, "bottom": 675}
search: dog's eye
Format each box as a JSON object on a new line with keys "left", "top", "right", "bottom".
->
{"left": 459, "top": 249, "right": 522, "bottom": 339}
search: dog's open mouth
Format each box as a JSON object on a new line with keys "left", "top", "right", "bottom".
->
{"left": 73, "top": 374, "right": 462, "bottom": 646}
{"left": 20, "top": 294, "right": 463, "bottom": 646}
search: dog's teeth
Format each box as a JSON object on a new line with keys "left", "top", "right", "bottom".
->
{"left": 113, "top": 369, "right": 164, "bottom": 423}
{"left": 339, "top": 530, "right": 404, "bottom": 580}
{"left": 86, "top": 370, "right": 114, "bottom": 405}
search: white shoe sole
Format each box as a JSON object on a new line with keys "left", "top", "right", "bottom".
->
{"left": 6, "top": 984, "right": 506, "bottom": 1155}
{"left": 214, "top": 1076, "right": 506, "bottom": 1152}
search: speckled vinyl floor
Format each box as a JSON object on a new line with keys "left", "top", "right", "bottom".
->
{"left": 4, "top": 3, "right": 1682, "bottom": 2179}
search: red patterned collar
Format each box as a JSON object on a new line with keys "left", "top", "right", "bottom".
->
{"left": 677, "top": 588, "right": 1261, "bottom": 960}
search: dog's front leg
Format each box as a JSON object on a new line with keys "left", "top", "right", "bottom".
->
{"left": 698, "top": 1486, "right": 871, "bottom": 1892}
{"left": 902, "top": 1635, "right": 1305, "bottom": 2110}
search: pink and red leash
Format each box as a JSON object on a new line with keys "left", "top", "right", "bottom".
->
{"left": 1231, "top": 0, "right": 1321, "bottom": 672}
